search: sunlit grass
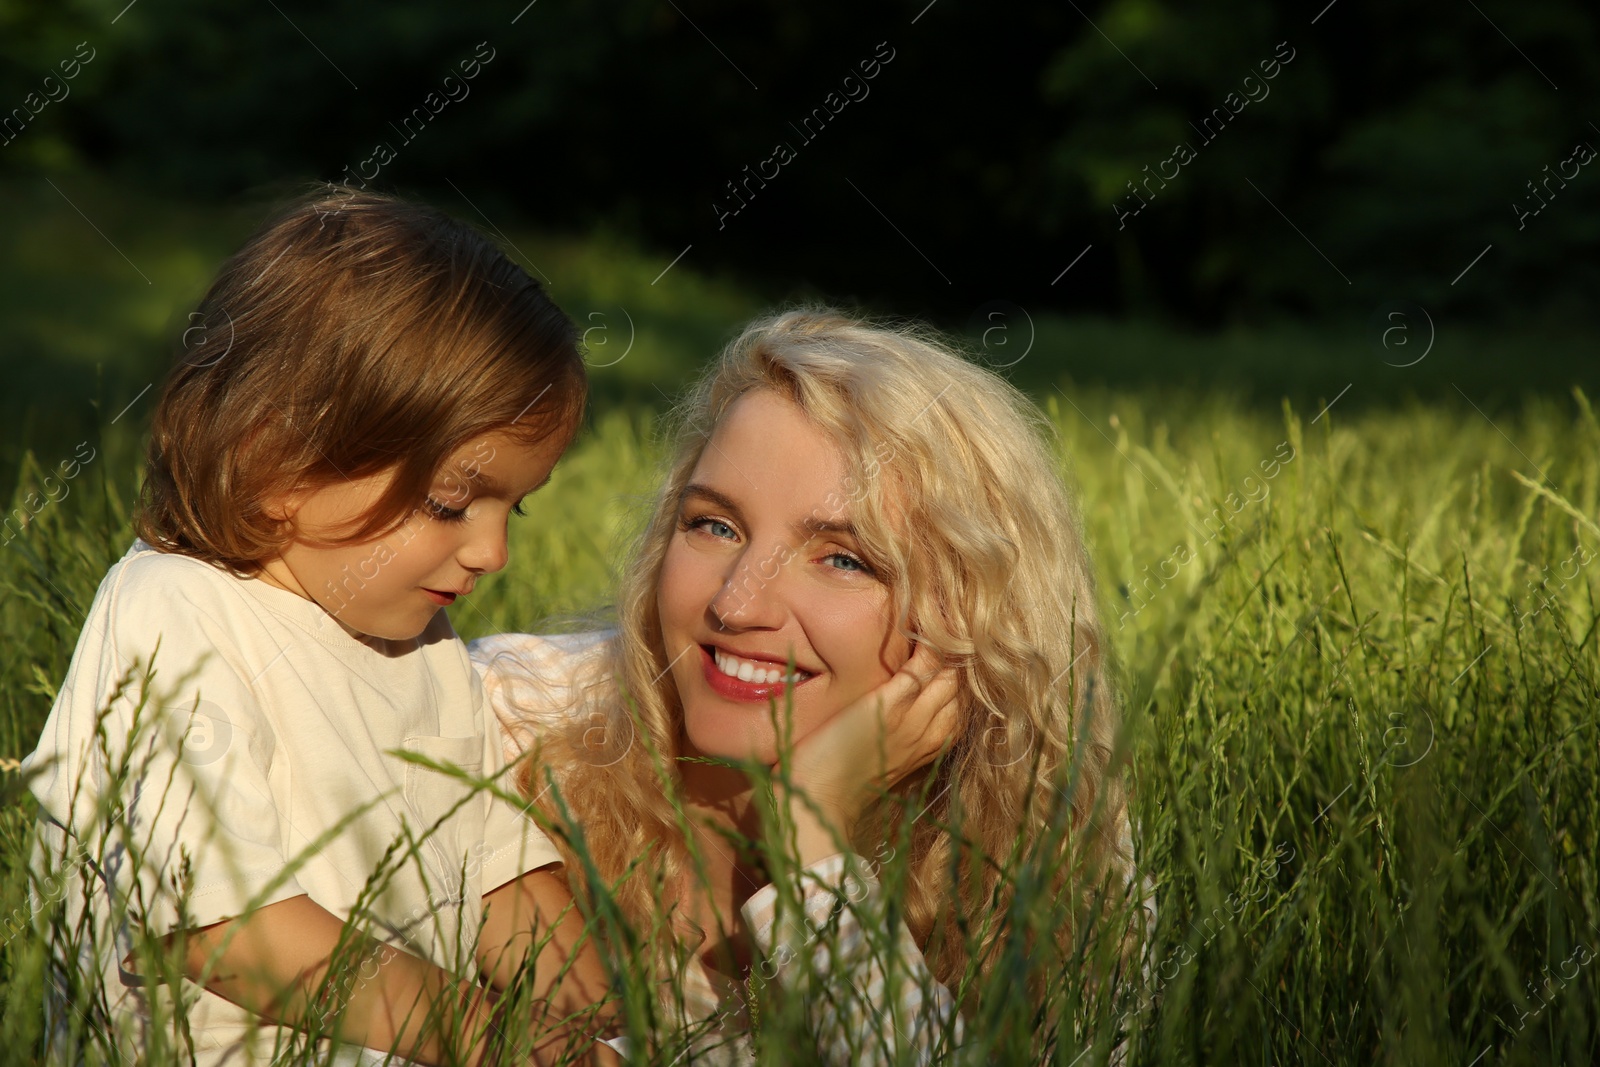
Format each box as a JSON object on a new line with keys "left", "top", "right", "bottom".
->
{"left": 4, "top": 381, "right": 1594, "bottom": 1063}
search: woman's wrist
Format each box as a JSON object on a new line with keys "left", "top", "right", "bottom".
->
{"left": 773, "top": 777, "right": 861, "bottom": 867}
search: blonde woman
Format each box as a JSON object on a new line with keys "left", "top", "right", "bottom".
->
{"left": 473, "top": 309, "right": 1147, "bottom": 1062}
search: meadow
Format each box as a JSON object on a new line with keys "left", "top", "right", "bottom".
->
{"left": 0, "top": 183, "right": 1596, "bottom": 1064}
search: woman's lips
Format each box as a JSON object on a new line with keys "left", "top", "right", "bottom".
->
{"left": 422, "top": 588, "right": 457, "bottom": 606}
{"left": 699, "top": 644, "right": 816, "bottom": 703}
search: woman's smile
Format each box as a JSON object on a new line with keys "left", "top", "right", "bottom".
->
{"left": 698, "top": 642, "right": 818, "bottom": 701}
{"left": 657, "top": 388, "right": 910, "bottom": 763}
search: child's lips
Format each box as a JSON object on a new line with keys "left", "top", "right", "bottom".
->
{"left": 422, "top": 588, "right": 458, "bottom": 605}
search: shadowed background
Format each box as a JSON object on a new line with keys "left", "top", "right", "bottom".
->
{"left": 3, "top": 0, "right": 1598, "bottom": 483}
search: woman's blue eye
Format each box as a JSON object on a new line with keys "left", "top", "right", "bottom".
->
{"left": 426, "top": 496, "right": 468, "bottom": 523}
{"left": 688, "top": 517, "right": 737, "bottom": 540}
{"left": 824, "top": 552, "right": 871, "bottom": 574}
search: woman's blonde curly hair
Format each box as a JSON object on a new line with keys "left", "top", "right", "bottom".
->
{"left": 521, "top": 307, "right": 1135, "bottom": 994}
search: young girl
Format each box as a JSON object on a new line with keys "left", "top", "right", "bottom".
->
{"left": 473, "top": 309, "right": 1152, "bottom": 1063}
{"left": 22, "top": 187, "right": 615, "bottom": 1065}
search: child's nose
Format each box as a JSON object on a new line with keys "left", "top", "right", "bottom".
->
{"left": 459, "top": 521, "right": 510, "bottom": 574}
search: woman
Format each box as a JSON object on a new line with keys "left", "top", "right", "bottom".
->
{"left": 473, "top": 308, "right": 1147, "bottom": 1062}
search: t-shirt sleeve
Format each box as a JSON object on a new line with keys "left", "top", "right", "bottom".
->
{"left": 26, "top": 558, "right": 305, "bottom": 937}
{"left": 473, "top": 667, "right": 563, "bottom": 893}
{"left": 468, "top": 631, "right": 613, "bottom": 763}
{"left": 468, "top": 632, "right": 613, "bottom": 892}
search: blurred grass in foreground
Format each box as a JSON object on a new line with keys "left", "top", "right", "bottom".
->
{"left": 3, "top": 378, "right": 1594, "bottom": 1063}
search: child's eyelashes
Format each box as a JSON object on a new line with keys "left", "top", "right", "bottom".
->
{"left": 425, "top": 496, "right": 469, "bottom": 523}
{"left": 425, "top": 495, "right": 530, "bottom": 522}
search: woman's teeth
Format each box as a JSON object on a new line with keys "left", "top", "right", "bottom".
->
{"left": 713, "top": 647, "right": 808, "bottom": 685}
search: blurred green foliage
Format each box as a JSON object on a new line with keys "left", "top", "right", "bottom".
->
{"left": 4, "top": 170, "right": 1598, "bottom": 505}
{"left": 1, "top": 0, "right": 1595, "bottom": 327}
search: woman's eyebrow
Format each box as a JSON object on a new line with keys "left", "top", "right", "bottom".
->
{"left": 680, "top": 483, "right": 743, "bottom": 517}
{"left": 798, "top": 516, "right": 859, "bottom": 540}
{"left": 682, "top": 483, "right": 857, "bottom": 539}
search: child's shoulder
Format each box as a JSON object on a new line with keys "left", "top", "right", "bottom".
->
{"left": 88, "top": 542, "right": 301, "bottom": 663}
{"left": 114, "top": 539, "right": 235, "bottom": 591}
{"left": 98, "top": 540, "right": 252, "bottom": 620}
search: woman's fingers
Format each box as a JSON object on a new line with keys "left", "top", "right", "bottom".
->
{"left": 861, "top": 647, "right": 961, "bottom": 784}
{"left": 783, "top": 642, "right": 962, "bottom": 825}
{"left": 865, "top": 642, "right": 941, "bottom": 714}
{"left": 882, "top": 666, "right": 961, "bottom": 785}
{"left": 900, "top": 640, "right": 944, "bottom": 686}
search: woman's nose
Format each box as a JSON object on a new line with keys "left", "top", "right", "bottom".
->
{"left": 708, "top": 543, "right": 789, "bottom": 630}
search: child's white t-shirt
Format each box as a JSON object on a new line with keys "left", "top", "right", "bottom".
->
{"left": 22, "top": 540, "right": 562, "bottom": 1064}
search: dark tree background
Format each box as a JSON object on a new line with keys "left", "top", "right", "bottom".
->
{"left": 2, "top": 0, "right": 1596, "bottom": 328}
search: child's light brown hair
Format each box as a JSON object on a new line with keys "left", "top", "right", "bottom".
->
{"left": 137, "top": 185, "right": 586, "bottom": 574}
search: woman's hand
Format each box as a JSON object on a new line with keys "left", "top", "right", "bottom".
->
{"left": 777, "top": 642, "right": 960, "bottom": 864}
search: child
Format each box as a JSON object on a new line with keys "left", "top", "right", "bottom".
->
{"left": 21, "top": 187, "right": 613, "bottom": 1065}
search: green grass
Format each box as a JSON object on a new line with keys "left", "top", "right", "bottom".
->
{"left": 1, "top": 176, "right": 1597, "bottom": 1063}
{"left": 3, "top": 377, "right": 1595, "bottom": 1064}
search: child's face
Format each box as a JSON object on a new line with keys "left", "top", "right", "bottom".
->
{"left": 657, "top": 389, "right": 912, "bottom": 766}
{"left": 258, "top": 429, "right": 565, "bottom": 641}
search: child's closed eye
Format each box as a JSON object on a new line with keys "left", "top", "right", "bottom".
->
{"left": 425, "top": 496, "right": 468, "bottom": 523}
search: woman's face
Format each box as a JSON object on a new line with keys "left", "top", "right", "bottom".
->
{"left": 658, "top": 388, "right": 913, "bottom": 765}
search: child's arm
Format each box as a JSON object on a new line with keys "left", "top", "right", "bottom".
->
{"left": 466, "top": 635, "right": 618, "bottom": 1015}
{"left": 172, "top": 893, "right": 619, "bottom": 1065}
{"left": 477, "top": 865, "right": 615, "bottom": 1003}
